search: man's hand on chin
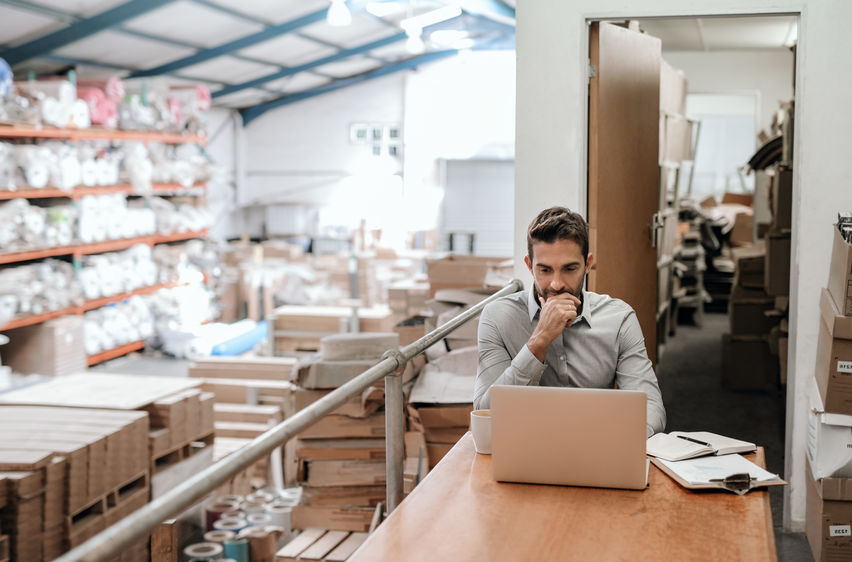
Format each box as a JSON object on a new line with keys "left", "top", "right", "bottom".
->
{"left": 527, "top": 292, "right": 581, "bottom": 362}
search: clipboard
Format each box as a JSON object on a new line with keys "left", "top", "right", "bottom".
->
{"left": 650, "top": 456, "right": 786, "bottom": 495}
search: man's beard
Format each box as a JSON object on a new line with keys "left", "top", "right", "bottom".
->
{"left": 534, "top": 274, "right": 585, "bottom": 308}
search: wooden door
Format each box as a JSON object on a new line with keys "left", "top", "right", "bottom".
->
{"left": 588, "top": 22, "right": 661, "bottom": 363}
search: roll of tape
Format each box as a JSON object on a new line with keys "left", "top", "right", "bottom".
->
{"left": 246, "top": 513, "right": 271, "bottom": 526}
{"left": 206, "top": 501, "right": 241, "bottom": 531}
{"left": 182, "top": 542, "right": 223, "bottom": 560}
{"left": 265, "top": 504, "right": 291, "bottom": 530}
{"left": 213, "top": 518, "right": 247, "bottom": 533}
{"left": 246, "top": 491, "right": 273, "bottom": 504}
{"left": 203, "top": 530, "right": 236, "bottom": 544}
{"left": 223, "top": 538, "right": 250, "bottom": 562}
{"left": 217, "top": 494, "right": 244, "bottom": 505}
{"left": 241, "top": 501, "right": 266, "bottom": 514}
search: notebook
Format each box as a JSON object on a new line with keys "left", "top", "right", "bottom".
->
{"left": 490, "top": 385, "right": 648, "bottom": 490}
{"left": 646, "top": 431, "right": 756, "bottom": 462}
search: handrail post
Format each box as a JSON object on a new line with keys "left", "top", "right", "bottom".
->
{"left": 382, "top": 349, "right": 407, "bottom": 515}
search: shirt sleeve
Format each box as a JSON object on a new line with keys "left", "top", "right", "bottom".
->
{"left": 473, "top": 304, "right": 546, "bottom": 410}
{"left": 615, "top": 309, "right": 667, "bottom": 437}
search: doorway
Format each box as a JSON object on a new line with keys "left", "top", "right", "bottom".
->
{"left": 586, "top": 15, "right": 802, "bottom": 557}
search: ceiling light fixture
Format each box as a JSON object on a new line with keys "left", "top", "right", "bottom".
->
{"left": 327, "top": 0, "right": 352, "bottom": 27}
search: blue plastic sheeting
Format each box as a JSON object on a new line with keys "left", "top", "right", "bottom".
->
{"left": 211, "top": 320, "right": 267, "bottom": 356}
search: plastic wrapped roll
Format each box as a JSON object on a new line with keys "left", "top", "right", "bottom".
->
{"left": 70, "top": 99, "right": 90, "bottom": 129}
{"left": 80, "top": 159, "right": 98, "bottom": 186}
{"left": 15, "top": 146, "right": 52, "bottom": 189}
{"left": 0, "top": 58, "right": 11, "bottom": 97}
{"left": 0, "top": 143, "right": 14, "bottom": 191}
{"left": 77, "top": 87, "right": 116, "bottom": 128}
{"left": 264, "top": 504, "right": 291, "bottom": 531}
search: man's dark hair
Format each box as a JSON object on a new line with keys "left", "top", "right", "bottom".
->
{"left": 526, "top": 206, "right": 589, "bottom": 261}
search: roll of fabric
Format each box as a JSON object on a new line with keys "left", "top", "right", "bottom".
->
{"left": 223, "top": 538, "right": 249, "bottom": 562}
{"left": 218, "top": 495, "right": 244, "bottom": 505}
{"left": 203, "top": 530, "right": 236, "bottom": 544}
{"left": 70, "top": 99, "right": 90, "bottom": 129}
{"left": 182, "top": 542, "right": 223, "bottom": 560}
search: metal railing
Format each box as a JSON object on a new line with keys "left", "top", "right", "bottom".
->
{"left": 57, "top": 278, "right": 524, "bottom": 561}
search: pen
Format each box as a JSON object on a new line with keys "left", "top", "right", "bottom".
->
{"left": 677, "top": 435, "right": 712, "bottom": 447}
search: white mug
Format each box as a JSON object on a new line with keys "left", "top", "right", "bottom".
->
{"left": 470, "top": 409, "right": 492, "bottom": 454}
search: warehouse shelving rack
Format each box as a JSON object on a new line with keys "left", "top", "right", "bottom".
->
{"left": 0, "top": 125, "right": 210, "bottom": 365}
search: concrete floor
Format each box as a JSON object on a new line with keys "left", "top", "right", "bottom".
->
{"left": 657, "top": 311, "right": 813, "bottom": 562}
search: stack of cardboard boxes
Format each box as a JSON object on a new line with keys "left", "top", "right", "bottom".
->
{"left": 721, "top": 164, "right": 792, "bottom": 390}
{"left": 806, "top": 219, "right": 852, "bottom": 561}
{"left": 290, "top": 333, "right": 399, "bottom": 533}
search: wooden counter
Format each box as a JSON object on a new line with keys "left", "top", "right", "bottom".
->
{"left": 351, "top": 433, "right": 777, "bottom": 561}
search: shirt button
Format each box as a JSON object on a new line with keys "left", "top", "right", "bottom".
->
{"left": 559, "top": 356, "right": 565, "bottom": 361}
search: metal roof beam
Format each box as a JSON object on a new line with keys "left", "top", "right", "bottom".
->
{"left": 0, "top": 0, "right": 176, "bottom": 65}
{"left": 458, "top": 0, "right": 515, "bottom": 26}
{"left": 215, "top": 30, "right": 410, "bottom": 99}
{"left": 239, "top": 48, "right": 458, "bottom": 125}
{"left": 187, "top": 0, "right": 272, "bottom": 26}
{"left": 127, "top": 8, "right": 328, "bottom": 78}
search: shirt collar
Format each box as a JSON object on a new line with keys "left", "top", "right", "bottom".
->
{"left": 527, "top": 286, "right": 593, "bottom": 328}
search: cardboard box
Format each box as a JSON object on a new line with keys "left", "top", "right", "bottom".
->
{"left": 425, "top": 255, "right": 507, "bottom": 298}
{"left": 764, "top": 232, "right": 791, "bottom": 296}
{"left": 729, "top": 212, "right": 754, "bottom": 247}
{"left": 3, "top": 316, "right": 86, "bottom": 377}
{"left": 731, "top": 244, "right": 765, "bottom": 289}
{"left": 828, "top": 227, "right": 852, "bottom": 316}
{"left": 728, "top": 285, "right": 775, "bottom": 335}
{"left": 806, "top": 458, "right": 852, "bottom": 561}
{"left": 769, "top": 166, "right": 793, "bottom": 233}
{"left": 815, "top": 288, "right": 852, "bottom": 414}
{"left": 721, "top": 334, "right": 777, "bottom": 390}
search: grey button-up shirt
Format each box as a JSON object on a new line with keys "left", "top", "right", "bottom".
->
{"left": 474, "top": 287, "right": 666, "bottom": 437}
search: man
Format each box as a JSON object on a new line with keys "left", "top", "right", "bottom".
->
{"left": 473, "top": 206, "right": 666, "bottom": 437}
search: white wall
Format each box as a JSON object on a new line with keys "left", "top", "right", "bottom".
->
{"left": 238, "top": 51, "right": 516, "bottom": 248}
{"left": 517, "top": 0, "right": 852, "bottom": 531}
{"left": 664, "top": 50, "right": 794, "bottom": 132}
{"left": 243, "top": 73, "right": 406, "bottom": 239}
{"left": 404, "top": 50, "right": 516, "bottom": 251}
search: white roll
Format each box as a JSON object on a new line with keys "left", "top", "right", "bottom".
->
{"left": 213, "top": 518, "right": 247, "bottom": 533}
{"left": 246, "top": 513, "right": 271, "bottom": 527}
{"left": 264, "top": 505, "right": 291, "bottom": 530}
{"left": 80, "top": 159, "right": 98, "bottom": 186}
{"left": 182, "top": 542, "right": 223, "bottom": 560}
{"left": 71, "top": 99, "right": 91, "bottom": 129}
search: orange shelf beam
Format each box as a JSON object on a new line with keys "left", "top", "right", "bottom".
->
{"left": 0, "top": 183, "right": 206, "bottom": 201}
{"left": 0, "top": 281, "right": 184, "bottom": 331}
{"left": 0, "top": 229, "right": 207, "bottom": 265}
{"left": 0, "top": 126, "right": 206, "bottom": 146}
{"left": 87, "top": 340, "right": 144, "bottom": 366}
{"left": 0, "top": 307, "right": 78, "bottom": 331}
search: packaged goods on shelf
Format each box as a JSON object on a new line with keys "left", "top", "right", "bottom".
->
{"left": 149, "top": 283, "right": 214, "bottom": 333}
{"left": 83, "top": 296, "right": 155, "bottom": 355}
{"left": 147, "top": 196, "right": 212, "bottom": 234}
{"left": 120, "top": 142, "right": 153, "bottom": 194}
{"left": 79, "top": 244, "right": 158, "bottom": 300}
{"left": 14, "top": 78, "right": 90, "bottom": 129}
{"left": 0, "top": 198, "right": 72, "bottom": 250}
{"left": 0, "top": 142, "right": 12, "bottom": 190}
{"left": 77, "top": 194, "right": 156, "bottom": 242}
{"left": 153, "top": 242, "right": 204, "bottom": 285}
{"left": 0, "top": 259, "right": 82, "bottom": 325}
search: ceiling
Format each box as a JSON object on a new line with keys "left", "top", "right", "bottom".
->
{"left": 0, "top": 0, "right": 515, "bottom": 123}
{"left": 638, "top": 15, "right": 797, "bottom": 52}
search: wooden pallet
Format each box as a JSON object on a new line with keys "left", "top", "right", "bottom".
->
{"left": 275, "top": 528, "right": 370, "bottom": 562}
{"left": 67, "top": 470, "right": 149, "bottom": 548}
{"left": 151, "top": 432, "right": 215, "bottom": 475}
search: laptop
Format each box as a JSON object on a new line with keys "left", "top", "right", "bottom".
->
{"left": 490, "top": 385, "right": 648, "bottom": 490}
